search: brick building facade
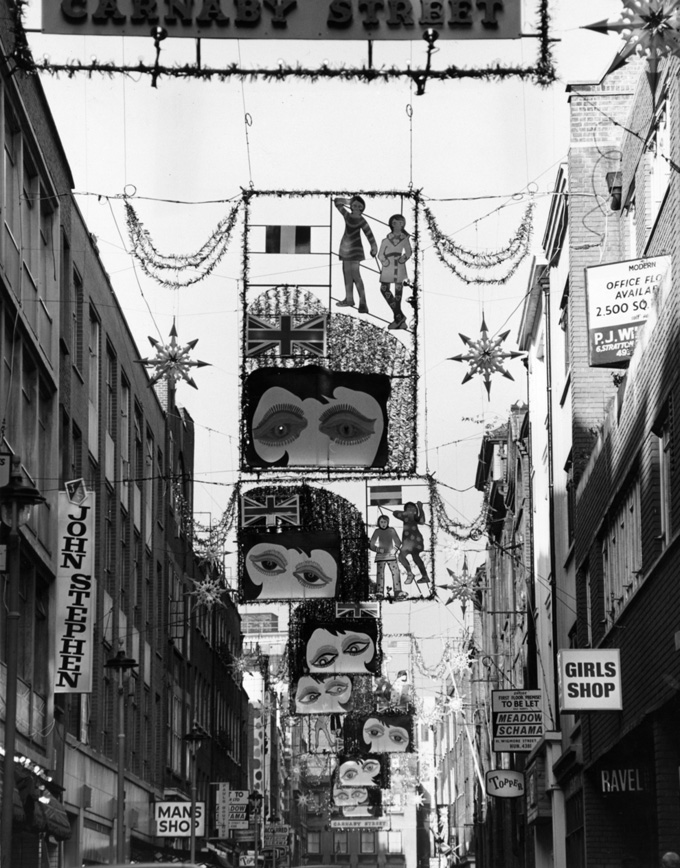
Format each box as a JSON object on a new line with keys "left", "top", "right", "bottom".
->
{"left": 0, "top": 2, "right": 250, "bottom": 864}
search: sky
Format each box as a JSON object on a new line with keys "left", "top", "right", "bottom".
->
{"left": 21, "top": 0, "right": 624, "bottom": 682}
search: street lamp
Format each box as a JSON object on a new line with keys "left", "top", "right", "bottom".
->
{"left": 248, "top": 790, "right": 263, "bottom": 868}
{"left": 183, "top": 721, "right": 209, "bottom": 865}
{"left": 104, "top": 649, "right": 138, "bottom": 863}
{"left": 0, "top": 456, "right": 45, "bottom": 868}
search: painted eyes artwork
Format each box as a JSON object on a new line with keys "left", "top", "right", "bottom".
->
{"left": 343, "top": 712, "right": 413, "bottom": 754}
{"left": 301, "top": 619, "right": 380, "bottom": 675}
{"left": 241, "top": 530, "right": 341, "bottom": 601}
{"left": 244, "top": 365, "right": 390, "bottom": 469}
{"left": 335, "top": 756, "right": 385, "bottom": 788}
{"left": 293, "top": 674, "right": 354, "bottom": 715}
{"left": 330, "top": 786, "right": 383, "bottom": 818}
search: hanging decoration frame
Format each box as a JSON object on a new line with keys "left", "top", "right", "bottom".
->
{"left": 7, "top": 0, "right": 555, "bottom": 86}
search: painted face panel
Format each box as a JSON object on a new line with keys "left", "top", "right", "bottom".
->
{"left": 305, "top": 627, "right": 376, "bottom": 674}
{"left": 332, "top": 785, "right": 369, "bottom": 807}
{"left": 243, "top": 534, "right": 339, "bottom": 600}
{"left": 244, "top": 366, "right": 390, "bottom": 470}
{"left": 337, "top": 758, "right": 382, "bottom": 787}
{"left": 294, "top": 675, "right": 353, "bottom": 715}
{"left": 361, "top": 716, "right": 411, "bottom": 753}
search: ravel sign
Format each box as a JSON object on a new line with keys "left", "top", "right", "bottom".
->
{"left": 43, "top": 0, "right": 521, "bottom": 40}
{"left": 585, "top": 254, "right": 672, "bottom": 367}
{"left": 491, "top": 689, "right": 542, "bottom": 753}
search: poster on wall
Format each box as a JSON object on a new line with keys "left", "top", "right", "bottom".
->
{"left": 54, "top": 480, "right": 96, "bottom": 693}
{"left": 585, "top": 255, "right": 671, "bottom": 366}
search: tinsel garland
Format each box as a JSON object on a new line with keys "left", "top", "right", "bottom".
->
{"left": 410, "top": 635, "right": 472, "bottom": 681}
{"left": 125, "top": 199, "right": 241, "bottom": 287}
{"left": 13, "top": 59, "right": 556, "bottom": 86}
{"left": 422, "top": 200, "right": 535, "bottom": 285}
{"left": 427, "top": 476, "right": 485, "bottom": 541}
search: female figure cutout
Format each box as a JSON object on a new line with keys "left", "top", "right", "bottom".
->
{"left": 334, "top": 196, "right": 377, "bottom": 313}
{"left": 377, "top": 214, "right": 412, "bottom": 330}
{"left": 393, "top": 501, "right": 428, "bottom": 584}
{"left": 369, "top": 515, "right": 406, "bottom": 600}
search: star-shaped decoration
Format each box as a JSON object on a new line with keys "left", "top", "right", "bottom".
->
{"left": 584, "top": 0, "right": 680, "bottom": 90}
{"left": 413, "top": 792, "right": 426, "bottom": 808}
{"left": 437, "top": 555, "right": 477, "bottom": 611}
{"left": 296, "top": 793, "right": 311, "bottom": 807}
{"left": 136, "top": 319, "right": 210, "bottom": 389}
{"left": 189, "top": 575, "right": 227, "bottom": 610}
{"left": 449, "top": 316, "right": 523, "bottom": 399}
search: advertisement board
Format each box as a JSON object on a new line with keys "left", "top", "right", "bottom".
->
{"left": 491, "top": 690, "right": 542, "bottom": 752}
{"left": 486, "top": 769, "right": 525, "bottom": 798}
{"left": 558, "top": 648, "right": 623, "bottom": 712}
{"left": 154, "top": 801, "right": 205, "bottom": 837}
{"left": 585, "top": 255, "right": 671, "bottom": 366}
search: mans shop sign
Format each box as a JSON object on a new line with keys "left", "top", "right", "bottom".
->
{"left": 155, "top": 801, "right": 206, "bottom": 837}
{"left": 43, "top": 0, "right": 521, "bottom": 40}
{"left": 558, "top": 649, "right": 622, "bottom": 712}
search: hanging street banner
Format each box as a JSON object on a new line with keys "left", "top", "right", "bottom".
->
{"left": 44, "top": 0, "right": 521, "bottom": 40}
{"left": 54, "top": 481, "right": 96, "bottom": 694}
{"left": 558, "top": 648, "right": 623, "bottom": 712}
{"left": 585, "top": 255, "right": 672, "bottom": 367}
{"left": 491, "top": 689, "right": 542, "bottom": 753}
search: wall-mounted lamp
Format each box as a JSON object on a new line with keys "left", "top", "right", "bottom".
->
{"left": 605, "top": 171, "right": 623, "bottom": 211}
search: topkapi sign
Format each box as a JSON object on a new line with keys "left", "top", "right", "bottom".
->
{"left": 43, "top": 0, "right": 521, "bottom": 40}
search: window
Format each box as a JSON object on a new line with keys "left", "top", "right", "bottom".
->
{"left": 334, "top": 831, "right": 348, "bottom": 854}
{"left": 88, "top": 312, "right": 100, "bottom": 458}
{"left": 565, "top": 790, "right": 585, "bottom": 868}
{"left": 565, "top": 452, "right": 575, "bottom": 543}
{"left": 387, "top": 831, "right": 403, "bottom": 854}
{"left": 656, "top": 408, "right": 673, "bottom": 547}
{"left": 649, "top": 100, "right": 671, "bottom": 228}
{"left": 360, "top": 832, "right": 376, "bottom": 854}
{"left": 624, "top": 197, "right": 637, "bottom": 259}
{"left": 306, "top": 832, "right": 321, "bottom": 855}
{"left": 602, "top": 475, "right": 642, "bottom": 626}
{"left": 72, "top": 269, "right": 84, "bottom": 370}
{"left": 4, "top": 107, "right": 20, "bottom": 243}
{"left": 120, "top": 378, "right": 131, "bottom": 487}
{"left": 106, "top": 349, "right": 116, "bottom": 438}
{"left": 559, "top": 283, "right": 570, "bottom": 372}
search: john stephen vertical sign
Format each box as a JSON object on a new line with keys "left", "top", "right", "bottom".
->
{"left": 54, "top": 481, "right": 96, "bottom": 693}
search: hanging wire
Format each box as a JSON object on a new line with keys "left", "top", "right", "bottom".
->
{"left": 237, "top": 41, "right": 255, "bottom": 188}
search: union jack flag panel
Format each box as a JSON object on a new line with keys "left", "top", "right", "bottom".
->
{"left": 335, "top": 603, "right": 379, "bottom": 620}
{"left": 246, "top": 313, "right": 327, "bottom": 358}
{"left": 241, "top": 494, "right": 301, "bottom": 528}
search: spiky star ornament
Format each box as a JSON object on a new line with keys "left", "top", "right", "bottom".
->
{"left": 437, "top": 556, "right": 477, "bottom": 613}
{"left": 449, "top": 316, "right": 523, "bottom": 399}
{"left": 136, "top": 319, "right": 210, "bottom": 389}
{"left": 584, "top": 0, "right": 680, "bottom": 91}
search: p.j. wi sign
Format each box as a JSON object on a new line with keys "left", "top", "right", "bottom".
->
{"left": 44, "top": 0, "right": 521, "bottom": 40}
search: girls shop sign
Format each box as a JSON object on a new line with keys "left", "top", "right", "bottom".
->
{"left": 44, "top": 0, "right": 520, "bottom": 40}
{"left": 54, "top": 482, "right": 96, "bottom": 693}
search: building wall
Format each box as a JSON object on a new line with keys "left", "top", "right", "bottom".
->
{"left": 0, "top": 3, "right": 249, "bottom": 864}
